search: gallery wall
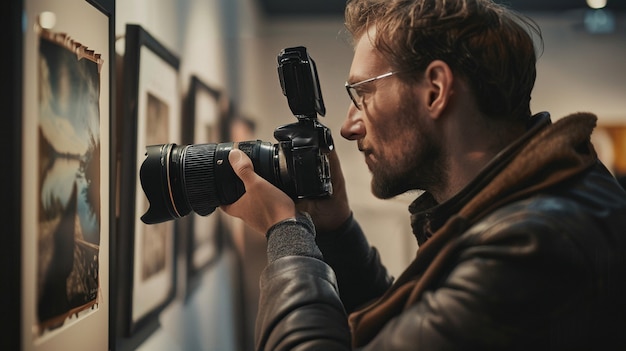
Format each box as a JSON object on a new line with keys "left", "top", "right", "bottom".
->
{"left": 531, "top": 11, "right": 626, "bottom": 123}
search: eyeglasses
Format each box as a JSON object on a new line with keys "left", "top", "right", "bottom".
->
{"left": 345, "top": 71, "right": 399, "bottom": 110}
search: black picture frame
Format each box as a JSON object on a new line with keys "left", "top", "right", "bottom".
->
{"left": 0, "top": 1, "right": 25, "bottom": 350}
{"left": 116, "top": 24, "right": 179, "bottom": 339}
{"left": 182, "top": 76, "right": 225, "bottom": 295}
{"left": 4, "top": 0, "right": 115, "bottom": 350}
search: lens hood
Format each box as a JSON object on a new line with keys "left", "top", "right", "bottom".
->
{"left": 140, "top": 144, "right": 191, "bottom": 224}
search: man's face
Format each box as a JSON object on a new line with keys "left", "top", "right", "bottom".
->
{"left": 341, "top": 28, "right": 441, "bottom": 199}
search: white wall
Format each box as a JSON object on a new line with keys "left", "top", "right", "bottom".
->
{"left": 116, "top": 0, "right": 228, "bottom": 95}
{"left": 531, "top": 11, "right": 626, "bottom": 124}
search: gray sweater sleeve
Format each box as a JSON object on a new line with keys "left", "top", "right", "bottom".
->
{"left": 265, "top": 212, "right": 323, "bottom": 264}
{"left": 266, "top": 212, "right": 392, "bottom": 313}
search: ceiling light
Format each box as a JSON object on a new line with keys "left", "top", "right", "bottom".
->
{"left": 38, "top": 11, "right": 56, "bottom": 30}
{"left": 586, "top": 0, "right": 608, "bottom": 9}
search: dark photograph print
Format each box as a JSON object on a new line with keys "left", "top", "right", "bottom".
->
{"left": 37, "top": 29, "right": 103, "bottom": 334}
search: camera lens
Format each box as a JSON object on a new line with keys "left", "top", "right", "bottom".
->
{"left": 140, "top": 140, "right": 279, "bottom": 224}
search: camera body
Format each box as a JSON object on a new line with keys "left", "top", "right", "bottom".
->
{"left": 139, "top": 46, "right": 333, "bottom": 224}
{"left": 273, "top": 46, "right": 333, "bottom": 198}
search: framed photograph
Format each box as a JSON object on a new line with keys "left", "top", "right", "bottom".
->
{"left": 116, "top": 24, "right": 180, "bottom": 337}
{"left": 15, "top": 0, "right": 115, "bottom": 350}
{"left": 183, "top": 76, "right": 224, "bottom": 293}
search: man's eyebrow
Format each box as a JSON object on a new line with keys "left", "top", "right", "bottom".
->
{"left": 346, "top": 73, "right": 367, "bottom": 84}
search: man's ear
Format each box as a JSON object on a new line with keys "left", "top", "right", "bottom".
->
{"left": 421, "top": 60, "right": 454, "bottom": 118}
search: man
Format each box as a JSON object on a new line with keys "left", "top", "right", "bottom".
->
{"left": 222, "top": 0, "right": 626, "bottom": 349}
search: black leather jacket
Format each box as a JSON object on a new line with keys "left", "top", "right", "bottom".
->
{"left": 255, "top": 113, "right": 626, "bottom": 350}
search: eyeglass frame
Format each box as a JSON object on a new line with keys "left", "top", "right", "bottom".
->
{"left": 345, "top": 71, "right": 400, "bottom": 110}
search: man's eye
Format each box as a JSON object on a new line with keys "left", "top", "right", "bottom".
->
{"left": 353, "top": 87, "right": 367, "bottom": 97}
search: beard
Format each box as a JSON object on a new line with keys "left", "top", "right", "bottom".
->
{"left": 370, "top": 138, "right": 441, "bottom": 199}
{"left": 370, "top": 100, "right": 443, "bottom": 199}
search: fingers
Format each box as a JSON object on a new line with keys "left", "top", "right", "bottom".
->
{"left": 224, "top": 148, "right": 297, "bottom": 234}
{"left": 295, "top": 148, "right": 352, "bottom": 233}
{"left": 327, "top": 149, "right": 346, "bottom": 190}
{"left": 228, "top": 149, "right": 255, "bottom": 183}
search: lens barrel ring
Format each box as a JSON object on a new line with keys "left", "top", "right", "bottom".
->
{"left": 182, "top": 144, "right": 221, "bottom": 216}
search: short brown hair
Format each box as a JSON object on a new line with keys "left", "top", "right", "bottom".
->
{"left": 345, "top": 0, "right": 542, "bottom": 121}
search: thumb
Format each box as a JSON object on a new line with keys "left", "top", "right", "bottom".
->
{"left": 228, "top": 149, "right": 255, "bottom": 183}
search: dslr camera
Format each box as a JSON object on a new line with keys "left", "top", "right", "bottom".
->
{"left": 140, "top": 46, "right": 334, "bottom": 224}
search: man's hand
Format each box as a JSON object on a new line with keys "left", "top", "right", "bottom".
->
{"left": 221, "top": 149, "right": 296, "bottom": 234}
{"left": 296, "top": 149, "right": 352, "bottom": 233}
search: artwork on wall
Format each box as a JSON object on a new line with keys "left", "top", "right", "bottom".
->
{"left": 18, "top": 0, "right": 114, "bottom": 350}
{"left": 116, "top": 24, "right": 179, "bottom": 337}
{"left": 183, "top": 76, "right": 225, "bottom": 293}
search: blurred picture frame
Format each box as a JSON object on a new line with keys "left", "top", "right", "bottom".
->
{"left": 182, "top": 76, "right": 225, "bottom": 295}
{"left": 8, "top": 0, "right": 115, "bottom": 350}
{"left": 593, "top": 124, "right": 626, "bottom": 179}
{"left": 116, "top": 24, "right": 179, "bottom": 338}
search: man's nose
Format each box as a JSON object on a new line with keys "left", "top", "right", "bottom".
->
{"left": 340, "top": 104, "right": 365, "bottom": 140}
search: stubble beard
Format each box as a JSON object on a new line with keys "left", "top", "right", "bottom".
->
{"left": 370, "top": 137, "right": 440, "bottom": 199}
{"left": 370, "top": 101, "right": 442, "bottom": 199}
